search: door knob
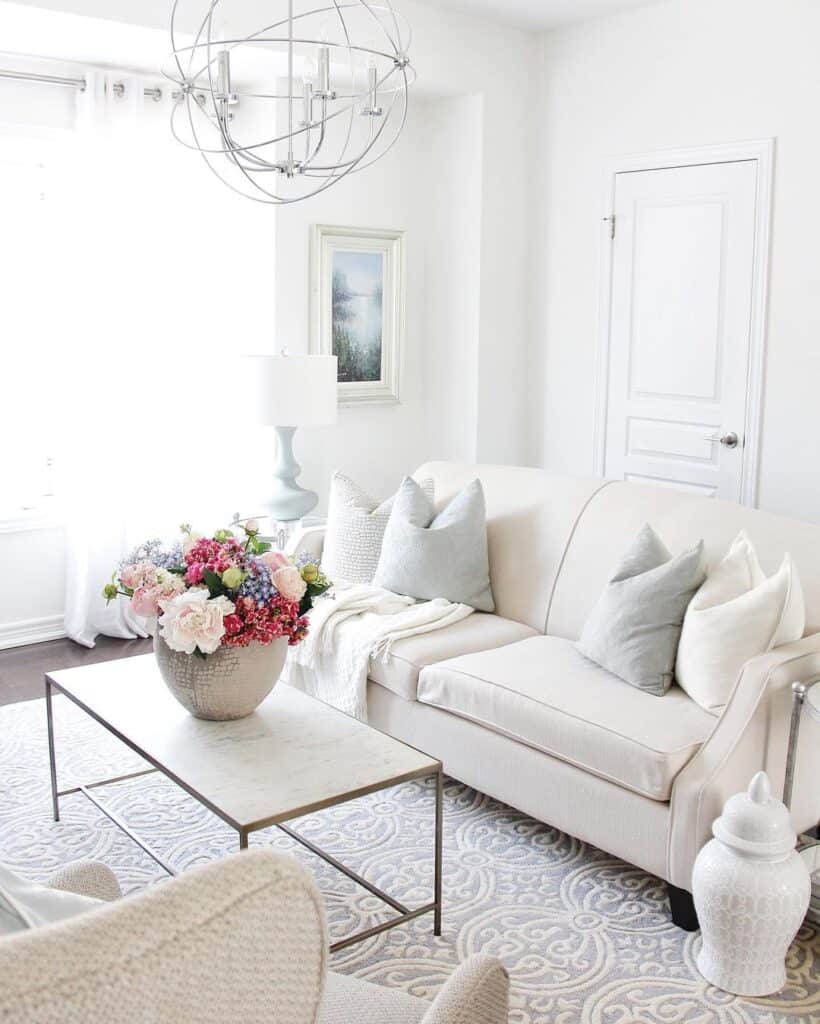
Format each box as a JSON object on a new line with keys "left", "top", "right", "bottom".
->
{"left": 705, "top": 431, "right": 740, "bottom": 449}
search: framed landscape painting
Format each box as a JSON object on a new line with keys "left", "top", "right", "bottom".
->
{"left": 310, "top": 224, "right": 404, "bottom": 404}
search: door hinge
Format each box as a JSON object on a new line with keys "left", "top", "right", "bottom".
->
{"left": 603, "top": 214, "right": 616, "bottom": 240}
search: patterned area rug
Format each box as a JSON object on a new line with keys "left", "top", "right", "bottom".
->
{"left": 1, "top": 695, "right": 818, "bottom": 1023}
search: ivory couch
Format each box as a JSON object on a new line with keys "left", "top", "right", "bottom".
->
{"left": 297, "top": 462, "right": 820, "bottom": 925}
{"left": 0, "top": 851, "right": 509, "bottom": 1023}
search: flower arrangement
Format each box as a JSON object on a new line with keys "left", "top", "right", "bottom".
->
{"left": 104, "top": 520, "right": 331, "bottom": 658}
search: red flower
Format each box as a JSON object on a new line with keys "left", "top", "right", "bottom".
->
{"left": 223, "top": 613, "right": 242, "bottom": 635}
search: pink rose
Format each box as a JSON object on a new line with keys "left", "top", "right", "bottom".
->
{"left": 131, "top": 585, "right": 162, "bottom": 617}
{"left": 272, "top": 566, "right": 307, "bottom": 603}
{"left": 260, "top": 551, "right": 288, "bottom": 572}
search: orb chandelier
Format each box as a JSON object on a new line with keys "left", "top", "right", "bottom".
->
{"left": 166, "top": 0, "right": 414, "bottom": 204}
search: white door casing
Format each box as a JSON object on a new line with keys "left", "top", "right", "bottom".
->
{"left": 594, "top": 141, "right": 774, "bottom": 506}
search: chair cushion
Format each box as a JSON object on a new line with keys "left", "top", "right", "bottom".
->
{"left": 0, "top": 864, "right": 102, "bottom": 936}
{"left": 368, "top": 613, "right": 539, "bottom": 702}
{"left": 319, "top": 972, "right": 428, "bottom": 1024}
{"left": 417, "top": 636, "right": 716, "bottom": 801}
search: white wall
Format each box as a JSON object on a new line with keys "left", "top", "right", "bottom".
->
{"left": 531, "top": 0, "right": 820, "bottom": 522}
{"left": 0, "top": 0, "right": 536, "bottom": 644}
{"left": 7, "top": 0, "right": 538, "bottom": 468}
{"left": 274, "top": 91, "right": 486, "bottom": 508}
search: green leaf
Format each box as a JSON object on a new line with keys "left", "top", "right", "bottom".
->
{"left": 167, "top": 564, "right": 187, "bottom": 576}
{"left": 203, "top": 569, "right": 226, "bottom": 598}
{"left": 255, "top": 541, "right": 272, "bottom": 554}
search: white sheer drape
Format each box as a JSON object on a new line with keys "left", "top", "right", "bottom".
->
{"left": 60, "top": 71, "right": 274, "bottom": 646}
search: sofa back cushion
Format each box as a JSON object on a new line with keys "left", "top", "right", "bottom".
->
{"left": 548, "top": 480, "right": 820, "bottom": 641}
{"left": 413, "top": 462, "right": 606, "bottom": 631}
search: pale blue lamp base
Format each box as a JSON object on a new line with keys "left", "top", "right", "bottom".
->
{"left": 264, "top": 426, "right": 319, "bottom": 523}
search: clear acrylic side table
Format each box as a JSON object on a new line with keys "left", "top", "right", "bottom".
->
{"left": 783, "top": 679, "right": 820, "bottom": 924}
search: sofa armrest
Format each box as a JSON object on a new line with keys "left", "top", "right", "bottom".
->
{"left": 421, "top": 955, "right": 509, "bottom": 1024}
{"left": 0, "top": 851, "right": 327, "bottom": 1024}
{"left": 288, "top": 525, "right": 326, "bottom": 563}
{"left": 47, "top": 861, "right": 122, "bottom": 903}
{"left": 668, "top": 632, "right": 820, "bottom": 889}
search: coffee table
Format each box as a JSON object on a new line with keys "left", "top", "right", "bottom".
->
{"left": 45, "top": 655, "right": 443, "bottom": 951}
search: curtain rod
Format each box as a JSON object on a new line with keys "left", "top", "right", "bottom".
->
{"left": 0, "top": 67, "right": 167, "bottom": 101}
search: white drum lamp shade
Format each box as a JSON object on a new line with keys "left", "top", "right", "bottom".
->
{"left": 247, "top": 355, "right": 338, "bottom": 427}
{"left": 246, "top": 355, "right": 338, "bottom": 523}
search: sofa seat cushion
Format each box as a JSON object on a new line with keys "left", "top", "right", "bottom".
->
{"left": 319, "top": 972, "right": 428, "bottom": 1024}
{"left": 417, "top": 636, "right": 716, "bottom": 801}
{"left": 368, "top": 613, "right": 538, "bottom": 702}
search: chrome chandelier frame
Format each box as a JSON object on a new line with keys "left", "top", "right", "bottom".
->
{"left": 165, "top": 0, "right": 414, "bottom": 203}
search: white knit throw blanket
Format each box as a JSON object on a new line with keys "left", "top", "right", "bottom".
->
{"left": 284, "top": 585, "right": 473, "bottom": 721}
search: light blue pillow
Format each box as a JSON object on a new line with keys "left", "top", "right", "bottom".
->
{"left": 374, "top": 477, "right": 495, "bottom": 612}
{"left": 578, "top": 523, "right": 705, "bottom": 696}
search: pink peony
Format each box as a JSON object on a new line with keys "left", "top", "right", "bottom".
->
{"left": 260, "top": 551, "right": 289, "bottom": 572}
{"left": 121, "top": 562, "right": 157, "bottom": 590}
{"left": 272, "top": 565, "right": 307, "bottom": 603}
{"left": 131, "top": 571, "right": 185, "bottom": 618}
{"left": 158, "top": 590, "right": 235, "bottom": 655}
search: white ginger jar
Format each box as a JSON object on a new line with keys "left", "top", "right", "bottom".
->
{"left": 693, "top": 770, "right": 810, "bottom": 996}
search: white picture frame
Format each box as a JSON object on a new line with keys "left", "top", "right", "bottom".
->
{"left": 310, "top": 224, "right": 405, "bottom": 405}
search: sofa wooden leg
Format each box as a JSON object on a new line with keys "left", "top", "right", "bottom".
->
{"left": 667, "top": 883, "right": 699, "bottom": 931}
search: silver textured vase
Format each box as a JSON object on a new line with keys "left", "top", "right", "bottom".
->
{"left": 153, "top": 634, "right": 288, "bottom": 721}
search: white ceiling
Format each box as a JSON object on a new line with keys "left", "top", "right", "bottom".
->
{"left": 426, "top": 0, "right": 667, "bottom": 31}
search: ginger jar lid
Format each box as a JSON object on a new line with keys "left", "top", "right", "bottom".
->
{"left": 712, "top": 771, "right": 796, "bottom": 858}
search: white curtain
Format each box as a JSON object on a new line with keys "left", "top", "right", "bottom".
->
{"left": 60, "top": 71, "right": 275, "bottom": 646}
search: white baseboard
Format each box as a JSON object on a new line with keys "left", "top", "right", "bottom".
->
{"left": 0, "top": 614, "right": 66, "bottom": 650}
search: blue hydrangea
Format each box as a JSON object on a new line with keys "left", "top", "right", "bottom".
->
{"left": 122, "top": 538, "right": 183, "bottom": 570}
{"left": 238, "top": 557, "right": 277, "bottom": 606}
{"left": 297, "top": 551, "right": 319, "bottom": 568}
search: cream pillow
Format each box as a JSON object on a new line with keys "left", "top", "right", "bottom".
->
{"left": 322, "top": 472, "right": 434, "bottom": 585}
{"left": 676, "top": 531, "right": 805, "bottom": 713}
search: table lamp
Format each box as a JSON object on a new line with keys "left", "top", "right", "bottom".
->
{"left": 247, "top": 353, "right": 337, "bottom": 522}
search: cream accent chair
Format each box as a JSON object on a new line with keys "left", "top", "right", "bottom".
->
{"left": 0, "top": 851, "right": 509, "bottom": 1024}
{"left": 294, "top": 462, "right": 820, "bottom": 928}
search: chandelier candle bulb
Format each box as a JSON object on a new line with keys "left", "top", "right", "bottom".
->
{"left": 302, "top": 80, "right": 314, "bottom": 126}
{"left": 216, "top": 49, "right": 230, "bottom": 98}
{"left": 367, "top": 61, "right": 379, "bottom": 111}
{"left": 317, "top": 45, "right": 331, "bottom": 97}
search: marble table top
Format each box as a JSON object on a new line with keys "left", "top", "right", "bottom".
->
{"left": 46, "top": 655, "right": 439, "bottom": 833}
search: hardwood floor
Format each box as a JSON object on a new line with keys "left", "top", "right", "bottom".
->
{"left": 0, "top": 636, "right": 152, "bottom": 706}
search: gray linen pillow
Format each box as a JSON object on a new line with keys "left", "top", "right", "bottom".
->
{"left": 373, "top": 477, "right": 495, "bottom": 612}
{"left": 578, "top": 524, "right": 704, "bottom": 696}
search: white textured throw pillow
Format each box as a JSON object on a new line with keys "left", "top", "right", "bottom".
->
{"left": 322, "top": 472, "right": 434, "bottom": 585}
{"left": 374, "top": 477, "right": 495, "bottom": 611}
{"left": 676, "top": 531, "right": 805, "bottom": 713}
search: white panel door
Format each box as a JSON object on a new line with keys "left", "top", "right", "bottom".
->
{"left": 604, "top": 160, "right": 758, "bottom": 500}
